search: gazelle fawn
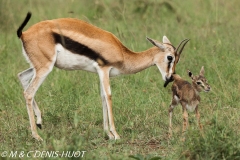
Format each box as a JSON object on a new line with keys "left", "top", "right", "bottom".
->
{"left": 168, "top": 66, "right": 210, "bottom": 138}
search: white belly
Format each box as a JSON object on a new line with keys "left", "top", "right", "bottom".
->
{"left": 186, "top": 104, "right": 196, "bottom": 112}
{"left": 55, "top": 44, "right": 97, "bottom": 72}
{"left": 54, "top": 44, "right": 122, "bottom": 76}
{"left": 186, "top": 100, "right": 199, "bottom": 112}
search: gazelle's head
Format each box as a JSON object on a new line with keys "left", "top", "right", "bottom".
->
{"left": 188, "top": 66, "right": 211, "bottom": 92}
{"left": 147, "top": 36, "right": 189, "bottom": 87}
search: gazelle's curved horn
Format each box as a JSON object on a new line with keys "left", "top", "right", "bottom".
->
{"left": 171, "top": 39, "right": 190, "bottom": 81}
{"left": 175, "top": 39, "right": 190, "bottom": 63}
{"left": 174, "top": 39, "right": 188, "bottom": 55}
{"left": 176, "top": 39, "right": 190, "bottom": 62}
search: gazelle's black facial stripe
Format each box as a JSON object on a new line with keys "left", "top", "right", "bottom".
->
{"left": 168, "top": 61, "right": 171, "bottom": 71}
{"left": 167, "top": 54, "right": 175, "bottom": 68}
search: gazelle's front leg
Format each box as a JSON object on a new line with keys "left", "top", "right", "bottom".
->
{"left": 96, "top": 65, "right": 120, "bottom": 140}
{"left": 100, "top": 84, "right": 114, "bottom": 139}
{"left": 195, "top": 105, "right": 203, "bottom": 130}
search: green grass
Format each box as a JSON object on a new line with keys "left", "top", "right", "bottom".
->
{"left": 1, "top": 0, "right": 240, "bottom": 159}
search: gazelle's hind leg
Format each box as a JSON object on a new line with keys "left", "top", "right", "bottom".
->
{"left": 18, "top": 68, "right": 42, "bottom": 128}
{"left": 22, "top": 65, "right": 55, "bottom": 141}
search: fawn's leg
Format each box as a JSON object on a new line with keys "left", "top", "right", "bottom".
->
{"left": 181, "top": 102, "right": 188, "bottom": 134}
{"left": 168, "top": 95, "right": 179, "bottom": 138}
{"left": 195, "top": 105, "right": 203, "bottom": 130}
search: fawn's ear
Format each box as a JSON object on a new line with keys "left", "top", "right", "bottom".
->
{"left": 200, "top": 66, "right": 205, "bottom": 76}
{"left": 188, "top": 70, "right": 193, "bottom": 79}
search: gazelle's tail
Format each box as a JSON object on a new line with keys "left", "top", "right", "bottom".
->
{"left": 17, "top": 12, "right": 32, "bottom": 38}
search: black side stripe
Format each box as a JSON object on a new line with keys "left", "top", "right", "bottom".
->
{"left": 52, "top": 32, "right": 108, "bottom": 64}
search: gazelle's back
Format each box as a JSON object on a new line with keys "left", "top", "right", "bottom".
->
{"left": 21, "top": 18, "right": 126, "bottom": 72}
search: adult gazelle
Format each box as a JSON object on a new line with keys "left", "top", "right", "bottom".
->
{"left": 17, "top": 12, "right": 189, "bottom": 141}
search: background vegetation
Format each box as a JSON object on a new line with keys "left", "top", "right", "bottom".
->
{"left": 0, "top": 0, "right": 240, "bottom": 159}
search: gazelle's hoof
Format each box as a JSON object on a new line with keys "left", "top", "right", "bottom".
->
{"left": 107, "top": 133, "right": 115, "bottom": 140}
{"left": 168, "top": 128, "right": 172, "bottom": 139}
{"left": 168, "top": 133, "right": 172, "bottom": 139}
{"left": 105, "top": 130, "right": 120, "bottom": 140}
{"left": 36, "top": 123, "right": 42, "bottom": 129}
{"left": 114, "top": 134, "right": 120, "bottom": 140}
{"left": 33, "top": 134, "right": 43, "bottom": 141}
{"left": 111, "top": 131, "right": 120, "bottom": 140}
{"left": 180, "top": 137, "right": 186, "bottom": 142}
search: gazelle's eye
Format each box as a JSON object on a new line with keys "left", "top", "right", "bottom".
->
{"left": 167, "top": 56, "right": 173, "bottom": 62}
{"left": 197, "top": 82, "right": 201, "bottom": 85}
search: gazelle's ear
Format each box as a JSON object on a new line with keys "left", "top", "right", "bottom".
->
{"left": 146, "top": 37, "right": 165, "bottom": 51}
{"left": 163, "top": 35, "right": 171, "bottom": 44}
{"left": 200, "top": 66, "right": 205, "bottom": 76}
{"left": 188, "top": 70, "right": 193, "bottom": 79}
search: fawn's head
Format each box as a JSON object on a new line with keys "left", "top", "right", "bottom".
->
{"left": 188, "top": 66, "right": 210, "bottom": 92}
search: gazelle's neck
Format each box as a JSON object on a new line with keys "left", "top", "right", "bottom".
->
{"left": 121, "top": 46, "right": 158, "bottom": 74}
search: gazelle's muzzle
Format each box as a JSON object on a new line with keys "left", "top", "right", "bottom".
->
{"left": 164, "top": 75, "right": 174, "bottom": 87}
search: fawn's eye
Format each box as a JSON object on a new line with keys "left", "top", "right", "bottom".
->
{"left": 197, "top": 82, "right": 202, "bottom": 85}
